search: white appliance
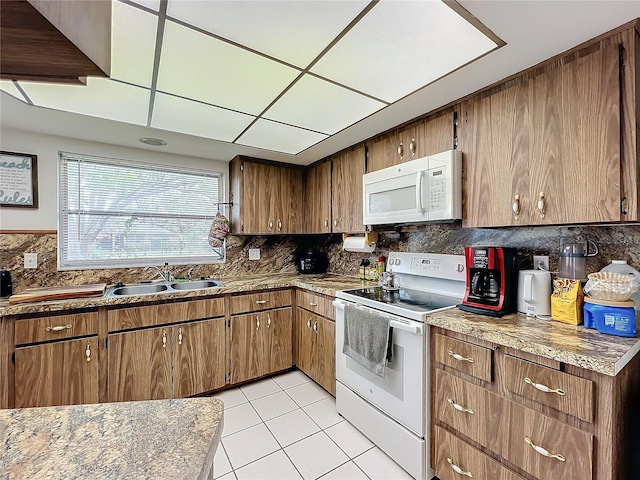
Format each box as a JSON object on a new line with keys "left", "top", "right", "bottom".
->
{"left": 334, "top": 252, "right": 466, "bottom": 480}
{"left": 517, "top": 269, "right": 552, "bottom": 317}
{"left": 362, "top": 150, "right": 462, "bottom": 225}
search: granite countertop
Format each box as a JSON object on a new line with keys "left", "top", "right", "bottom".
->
{"left": 0, "top": 397, "right": 224, "bottom": 480}
{"left": 0, "top": 273, "right": 373, "bottom": 317}
{"left": 428, "top": 308, "right": 640, "bottom": 376}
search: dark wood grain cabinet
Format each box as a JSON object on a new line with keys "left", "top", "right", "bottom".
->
{"left": 304, "top": 161, "right": 332, "bottom": 234}
{"left": 332, "top": 147, "right": 366, "bottom": 233}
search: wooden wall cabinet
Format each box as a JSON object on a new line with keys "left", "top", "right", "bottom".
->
{"left": 367, "top": 113, "right": 455, "bottom": 173}
{"left": 304, "top": 161, "right": 332, "bottom": 234}
{"left": 230, "top": 156, "right": 303, "bottom": 234}
{"left": 462, "top": 34, "right": 630, "bottom": 227}
{"left": 332, "top": 147, "right": 366, "bottom": 233}
{"left": 431, "top": 327, "right": 640, "bottom": 480}
{"left": 0, "top": 0, "right": 111, "bottom": 83}
{"left": 295, "top": 290, "right": 336, "bottom": 395}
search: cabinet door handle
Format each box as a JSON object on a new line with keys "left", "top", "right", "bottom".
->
{"left": 86, "top": 342, "right": 91, "bottom": 362}
{"left": 45, "top": 324, "right": 72, "bottom": 332}
{"left": 447, "top": 458, "right": 473, "bottom": 477}
{"left": 409, "top": 137, "right": 416, "bottom": 157}
{"left": 397, "top": 141, "right": 404, "bottom": 161}
{"left": 313, "top": 321, "right": 318, "bottom": 334}
{"left": 334, "top": 219, "right": 338, "bottom": 227}
{"left": 267, "top": 313, "right": 271, "bottom": 328}
{"left": 162, "top": 331, "right": 167, "bottom": 348}
{"left": 307, "top": 318, "right": 312, "bottom": 329}
{"left": 537, "top": 191, "right": 546, "bottom": 219}
{"left": 524, "top": 377, "right": 565, "bottom": 396}
{"left": 278, "top": 220, "right": 282, "bottom": 231}
{"left": 309, "top": 302, "right": 318, "bottom": 307}
{"left": 524, "top": 437, "right": 566, "bottom": 462}
{"left": 324, "top": 219, "right": 329, "bottom": 229}
{"left": 512, "top": 194, "right": 521, "bottom": 220}
{"left": 256, "top": 300, "right": 268, "bottom": 304}
{"left": 178, "top": 327, "right": 183, "bottom": 346}
{"left": 268, "top": 221, "right": 273, "bottom": 231}
{"left": 256, "top": 316, "right": 260, "bottom": 331}
{"left": 447, "top": 398, "right": 474, "bottom": 415}
{"left": 448, "top": 350, "right": 474, "bottom": 363}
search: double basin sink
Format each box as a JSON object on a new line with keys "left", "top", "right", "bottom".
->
{"left": 108, "top": 279, "right": 223, "bottom": 297}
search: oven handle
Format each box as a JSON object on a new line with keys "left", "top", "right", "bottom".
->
{"left": 333, "top": 300, "right": 424, "bottom": 335}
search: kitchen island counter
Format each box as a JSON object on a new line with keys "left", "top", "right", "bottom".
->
{"left": 428, "top": 308, "right": 640, "bottom": 376}
{"left": 0, "top": 397, "right": 224, "bottom": 480}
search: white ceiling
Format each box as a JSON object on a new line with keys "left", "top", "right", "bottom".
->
{"left": 0, "top": 0, "right": 638, "bottom": 165}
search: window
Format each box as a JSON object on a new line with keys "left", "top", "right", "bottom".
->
{"left": 58, "top": 152, "right": 225, "bottom": 270}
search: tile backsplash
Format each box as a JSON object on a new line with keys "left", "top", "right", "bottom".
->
{"left": 2, "top": 223, "right": 639, "bottom": 292}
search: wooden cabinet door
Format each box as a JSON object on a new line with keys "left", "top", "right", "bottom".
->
{"left": 230, "top": 313, "right": 263, "bottom": 383}
{"left": 415, "top": 113, "right": 455, "bottom": 157}
{"left": 14, "top": 337, "right": 99, "bottom": 408}
{"left": 263, "top": 308, "right": 293, "bottom": 375}
{"left": 242, "top": 161, "right": 277, "bottom": 234}
{"left": 296, "top": 308, "right": 315, "bottom": 378}
{"left": 277, "top": 166, "right": 304, "bottom": 233}
{"left": 304, "top": 161, "right": 332, "bottom": 233}
{"left": 529, "top": 43, "right": 621, "bottom": 224}
{"left": 461, "top": 80, "right": 532, "bottom": 227}
{"left": 368, "top": 132, "right": 401, "bottom": 172}
{"left": 107, "top": 327, "right": 172, "bottom": 402}
{"left": 315, "top": 317, "right": 336, "bottom": 395}
{"left": 173, "top": 318, "right": 226, "bottom": 398}
{"left": 332, "top": 148, "right": 366, "bottom": 233}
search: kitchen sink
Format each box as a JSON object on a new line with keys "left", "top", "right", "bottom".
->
{"left": 110, "top": 284, "right": 169, "bottom": 296}
{"left": 170, "top": 280, "right": 223, "bottom": 290}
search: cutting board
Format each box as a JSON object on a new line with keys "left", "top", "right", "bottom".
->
{"left": 8, "top": 283, "right": 108, "bottom": 304}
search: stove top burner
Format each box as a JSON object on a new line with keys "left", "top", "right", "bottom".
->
{"left": 344, "top": 286, "right": 460, "bottom": 313}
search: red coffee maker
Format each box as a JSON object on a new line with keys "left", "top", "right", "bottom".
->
{"left": 458, "top": 247, "right": 518, "bottom": 317}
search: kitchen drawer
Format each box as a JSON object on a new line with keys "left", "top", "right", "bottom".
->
{"left": 434, "top": 333, "right": 493, "bottom": 382}
{"left": 108, "top": 305, "right": 158, "bottom": 332}
{"left": 503, "top": 355, "right": 594, "bottom": 422}
{"left": 15, "top": 312, "right": 98, "bottom": 345}
{"left": 296, "top": 289, "right": 334, "bottom": 319}
{"left": 434, "top": 426, "right": 526, "bottom": 480}
{"left": 434, "top": 368, "right": 484, "bottom": 442}
{"left": 230, "top": 290, "right": 291, "bottom": 314}
{"left": 158, "top": 298, "right": 224, "bottom": 324}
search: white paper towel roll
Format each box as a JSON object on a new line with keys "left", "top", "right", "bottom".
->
{"left": 343, "top": 235, "right": 376, "bottom": 253}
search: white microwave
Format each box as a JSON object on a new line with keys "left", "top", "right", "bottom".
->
{"left": 362, "top": 150, "right": 462, "bottom": 225}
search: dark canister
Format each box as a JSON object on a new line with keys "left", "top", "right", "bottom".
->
{"left": 0, "top": 270, "right": 12, "bottom": 297}
{"left": 296, "top": 249, "right": 329, "bottom": 274}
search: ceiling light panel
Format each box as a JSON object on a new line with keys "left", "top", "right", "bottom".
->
{"left": 157, "top": 21, "right": 300, "bottom": 115}
{"left": 237, "top": 119, "right": 328, "bottom": 155}
{"left": 264, "top": 75, "right": 385, "bottom": 135}
{"left": 0, "top": 81, "right": 26, "bottom": 102}
{"left": 152, "top": 92, "right": 255, "bottom": 142}
{"left": 125, "top": 0, "right": 160, "bottom": 12}
{"left": 166, "top": 0, "right": 369, "bottom": 69}
{"left": 19, "top": 78, "right": 150, "bottom": 126}
{"left": 311, "top": 0, "right": 498, "bottom": 103}
{"left": 111, "top": 1, "right": 157, "bottom": 88}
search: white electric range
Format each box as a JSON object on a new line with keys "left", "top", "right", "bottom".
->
{"left": 334, "top": 252, "right": 466, "bottom": 480}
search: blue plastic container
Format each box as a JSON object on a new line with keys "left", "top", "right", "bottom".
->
{"left": 584, "top": 298, "right": 636, "bottom": 338}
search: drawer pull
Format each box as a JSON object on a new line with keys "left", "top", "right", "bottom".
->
{"left": 448, "top": 350, "right": 474, "bottom": 363}
{"left": 524, "top": 377, "right": 565, "bottom": 396}
{"left": 255, "top": 300, "right": 268, "bottom": 304}
{"left": 447, "top": 458, "right": 473, "bottom": 477}
{"left": 447, "top": 398, "right": 474, "bottom": 415}
{"left": 45, "top": 324, "right": 72, "bottom": 332}
{"left": 309, "top": 302, "right": 318, "bottom": 307}
{"left": 524, "top": 437, "right": 566, "bottom": 462}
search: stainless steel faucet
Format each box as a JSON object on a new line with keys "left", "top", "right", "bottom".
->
{"left": 143, "top": 262, "right": 172, "bottom": 282}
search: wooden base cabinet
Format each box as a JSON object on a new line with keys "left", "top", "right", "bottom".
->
{"left": 229, "top": 307, "right": 292, "bottom": 384}
{"left": 295, "top": 292, "right": 336, "bottom": 396}
{"left": 14, "top": 337, "right": 99, "bottom": 408}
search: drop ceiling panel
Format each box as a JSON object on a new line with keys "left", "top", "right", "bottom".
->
{"left": 264, "top": 75, "right": 386, "bottom": 135}
{"left": 311, "top": 0, "right": 498, "bottom": 103}
{"left": 165, "top": 0, "right": 369, "bottom": 68}
{"left": 238, "top": 119, "right": 328, "bottom": 155}
{"left": 19, "top": 78, "right": 150, "bottom": 126}
{"left": 152, "top": 92, "right": 255, "bottom": 142}
{"left": 157, "top": 20, "right": 300, "bottom": 115}
{"left": 127, "top": 0, "right": 160, "bottom": 12}
{"left": 0, "top": 81, "right": 25, "bottom": 101}
{"left": 111, "top": 1, "right": 157, "bottom": 88}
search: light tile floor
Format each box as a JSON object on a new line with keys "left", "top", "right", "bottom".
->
{"left": 212, "top": 370, "right": 414, "bottom": 480}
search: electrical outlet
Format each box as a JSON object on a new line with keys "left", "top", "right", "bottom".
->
{"left": 248, "top": 248, "right": 260, "bottom": 261}
{"left": 533, "top": 255, "right": 549, "bottom": 271}
{"left": 24, "top": 253, "right": 38, "bottom": 269}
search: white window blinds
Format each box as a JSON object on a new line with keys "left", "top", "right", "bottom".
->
{"left": 58, "top": 152, "right": 225, "bottom": 270}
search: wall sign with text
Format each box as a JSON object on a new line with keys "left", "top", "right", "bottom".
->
{"left": 0, "top": 151, "right": 38, "bottom": 208}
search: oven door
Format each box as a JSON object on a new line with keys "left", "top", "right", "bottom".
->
{"left": 334, "top": 299, "right": 425, "bottom": 436}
